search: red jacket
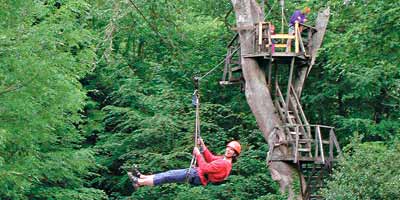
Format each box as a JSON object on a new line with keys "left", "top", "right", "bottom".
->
{"left": 195, "top": 146, "right": 232, "bottom": 185}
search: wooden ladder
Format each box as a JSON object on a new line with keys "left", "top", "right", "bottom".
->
{"left": 274, "top": 84, "right": 312, "bottom": 161}
{"left": 301, "top": 162, "right": 332, "bottom": 200}
{"left": 220, "top": 34, "right": 243, "bottom": 86}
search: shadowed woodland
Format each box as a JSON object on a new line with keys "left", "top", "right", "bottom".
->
{"left": 0, "top": 0, "right": 399, "bottom": 199}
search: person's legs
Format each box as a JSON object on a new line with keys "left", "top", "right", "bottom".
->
{"left": 152, "top": 169, "right": 190, "bottom": 186}
{"left": 134, "top": 168, "right": 201, "bottom": 187}
{"left": 286, "top": 26, "right": 295, "bottom": 53}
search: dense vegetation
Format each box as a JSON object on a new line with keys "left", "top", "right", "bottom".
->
{"left": 0, "top": 0, "right": 398, "bottom": 199}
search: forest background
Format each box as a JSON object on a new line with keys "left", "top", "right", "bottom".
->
{"left": 0, "top": 0, "right": 399, "bottom": 199}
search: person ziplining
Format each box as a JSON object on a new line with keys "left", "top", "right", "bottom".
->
{"left": 127, "top": 77, "right": 241, "bottom": 190}
{"left": 127, "top": 139, "right": 241, "bottom": 190}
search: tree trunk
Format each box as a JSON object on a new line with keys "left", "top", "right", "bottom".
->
{"left": 230, "top": 0, "right": 298, "bottom": 199}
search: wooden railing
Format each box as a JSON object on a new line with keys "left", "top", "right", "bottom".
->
{"left": 276, "top": 124, "right": 341, "bottom": 164}
{"left": 254, "top": 21, "right": 316, "bottom": 55}
{"left": 274, "top": 84, "right": 311, "bottom": 138}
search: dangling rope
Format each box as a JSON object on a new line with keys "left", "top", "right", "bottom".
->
{"left": 186, "top": 80, "right": 201, "bottom": 182}
{"left": 264, "top": 2, "right": 275, "bottom": 21}
{"left": 279, "top": 0, "right": 288, "bottom": 33}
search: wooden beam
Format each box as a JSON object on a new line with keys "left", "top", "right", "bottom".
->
{"left": 317, "top": 126, "right": 325, "bottom": 164}
{"left": 259, "top": 22, "right": 263, "bottom": 45}
{"left": 294, "top": 125, "right": 299, "bottom": 163}
{"left": 271, "top": 34, "right": 295, "bottom": 39}
{"left": 274, "top": 44, "right": 288, "bottom": 48}
{"left": 285, "top": 57, "right": 295, "bottom": 120}
{"left": 295, "top": 22, "right": 299, "bottom": 54}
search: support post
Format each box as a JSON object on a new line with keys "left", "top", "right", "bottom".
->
{"left": 295, "top": 22, "right": 299, "bottom": 54}
{"left": 317, "top": 125, "right": 325, "bottom": 164}
{"left": 259, "top": 22, "right": 263, "bottom": 50}
{"left": 314, "top": 126, "right": 319, "bottom": 162}
{"left": 285, "top": 57, "right": 295, "bottom": 119}
{"left": 294, "top": 125, "right": 299, "bottom": 163}
{"left": 268, "top": 59, "right": 272, "bottom": 88}
{"left": 329, "top": 128, "right": 334, "bottom": 162}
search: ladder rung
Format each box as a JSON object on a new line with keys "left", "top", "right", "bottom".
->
{"left": 298, "top": 148, "right": 311, "bottom": 152}
{"left": 231, "top": 66, "right": 242, "bottom": 72}
{"left": 299, "top": 139, "right": 313, "bottom": 143}
{"left": 288, "top": 139, "right": 312, "bottom": 143}
{"left": 274, "top": 44, "right": 288, "bottom": 48}
{"left": 271, "top": 34, "right": 295, "bottom": 39}
{"left": 219, "top": 81, "right": 241, "bottom": 85}
{"left": 290, "top": 131, "right": 302, "bottom": 135}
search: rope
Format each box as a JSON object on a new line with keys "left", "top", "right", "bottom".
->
{"left": 198, "top": 47, "right": 240, "bottom": 81}
{"left": 197, "top": 29, "right": 255, "bottom": 81}
{"left": 186, "top": 89, "right": 201, "bottom": 183}
{"left": 264, "top": 2, "right": 275, "bottom": 20}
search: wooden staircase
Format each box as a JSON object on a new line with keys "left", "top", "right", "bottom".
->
{"left": 274, "top": 84, "right": 313, "bottom": 161}
{"left": 272, "top": 83, "right": 341, "bottom": 200}
{"left": 300, "top": 162, "right": 332, "bottom": 200}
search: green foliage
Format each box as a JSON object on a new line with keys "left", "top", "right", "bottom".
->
{"left": 302, "top": 0, "right": 400, "bottom": 143}
{"left": 322, "top": 141, "right": 400, "bottom": 199}
{"left": 1, "top": 0, "right": 399, "bottom": 199}
{"left": 0, "top": 0, "right": 105, "bottom": 199}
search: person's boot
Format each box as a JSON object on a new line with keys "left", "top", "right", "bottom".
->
{"left": 127, "top": 172, "right": 139, "bottom": 191}
{"left": 130, "top": 164, "right": 142, "bottom": 178}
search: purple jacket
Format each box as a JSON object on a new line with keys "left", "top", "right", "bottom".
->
{"left": 289, "top": 10, "right": 306, "bottom": 27}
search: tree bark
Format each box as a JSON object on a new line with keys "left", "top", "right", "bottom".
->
{"left": 230, "top": 0, "right": 297, "bottom": 199}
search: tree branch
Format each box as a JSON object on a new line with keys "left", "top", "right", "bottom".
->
{"left": 127, "top": 0, "right": 177, "bottom": 50}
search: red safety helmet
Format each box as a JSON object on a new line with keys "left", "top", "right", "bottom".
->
{"left": 227, "top": 141, "right": 241, "bottom": 155}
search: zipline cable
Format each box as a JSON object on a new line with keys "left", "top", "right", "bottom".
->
{"left": 197, "top": 29, "right": 255, "bottom": 81}
{"left": 197, "top": 47, "right": 240, "bottom": 81}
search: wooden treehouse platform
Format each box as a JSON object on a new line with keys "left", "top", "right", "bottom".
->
{"left": 243, "top": 52, "right": 309, "bottom": 65}
{"left": 220, "top": 21, "right": 321, "bottom": 86}
{"left": 221, "top": 11, "right": 334, "bottom": 199}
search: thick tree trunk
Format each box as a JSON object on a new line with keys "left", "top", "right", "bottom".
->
{"left": 230, "top": 1, "right": 298, "bottom": 199}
